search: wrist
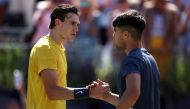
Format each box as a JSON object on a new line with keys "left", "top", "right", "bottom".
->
{"left": 89, "top": 87, "right": 95, "bottom": 98}
{"left": 73, "top": 87, "right": 89, "bottom": 99}
{"left": 101, "top": 91, "right": 112, "bottom": 101}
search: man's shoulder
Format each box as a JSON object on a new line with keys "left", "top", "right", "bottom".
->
{"left": 123, "top": 55, "right": 143, "bottom": 68}
{"left": 31, "top": 36, "right": 53, "bottom": 55}
{"left": 34, "top": 36, "right": 51, "bottom": 48}
{"left": 127, "top": 48, "right": 145, "bottom": 62}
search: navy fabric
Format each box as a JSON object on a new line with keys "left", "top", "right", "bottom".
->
{"left": 118, "top": 48, "right": 160, "bottom": 109}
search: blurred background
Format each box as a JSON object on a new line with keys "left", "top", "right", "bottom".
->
{"left": 0, "top": 0, "right": 190, "bottom": 109}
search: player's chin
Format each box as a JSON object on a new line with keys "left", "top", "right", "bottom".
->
{"left": 68, "top": 37, "right": 75, "bottom": 42}
{"left": 67, "top": 39, "right": 74, "bottom": 43}
{"left": 115, "top": 44, "right": 122, "bottom": 49}
{"left": 113, "top": 42, "right": 118, "bottom": 48}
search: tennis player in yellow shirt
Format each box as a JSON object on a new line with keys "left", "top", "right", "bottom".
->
{"left": 26, "top": 4, "right": 109, "bottom": 109}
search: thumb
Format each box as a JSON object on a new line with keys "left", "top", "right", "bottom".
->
{"left": 97, "top": 79, "right": 107, "bottom": 85}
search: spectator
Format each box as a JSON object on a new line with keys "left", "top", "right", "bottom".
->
{"left": 142, "top": 0, "right": 178, "bottom": 82}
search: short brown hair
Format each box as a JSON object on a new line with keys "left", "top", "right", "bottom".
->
{"left": 49, "top": 4, "right": 79, "bottom": 29}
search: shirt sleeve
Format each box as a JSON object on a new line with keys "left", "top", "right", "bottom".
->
{"left": 121, "top": 57, "right": 142, "bottom": 78}
{"left": 35, "top": 45, "right": 57, "bottom": 75}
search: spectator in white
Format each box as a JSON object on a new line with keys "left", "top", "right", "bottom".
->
{"left": 5, "top": 0, "right": 35, "bottom": 27}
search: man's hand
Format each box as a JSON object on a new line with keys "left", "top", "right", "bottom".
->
{"left": 88, "top": 79, "right": 111, "bottom": 100}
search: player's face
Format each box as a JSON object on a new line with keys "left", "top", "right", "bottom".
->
{"left": 112, "top": 27, "right": 125, "bottom": 49}
{"left": 59, "top": 13, "right": 80, "bottom": 42}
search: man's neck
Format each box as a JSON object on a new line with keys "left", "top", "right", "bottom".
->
{"left": 49, "top": 30, "right": 65, "bottom": 46}
{"left": 124, "top": 42, "right": 142, "bottom": 55}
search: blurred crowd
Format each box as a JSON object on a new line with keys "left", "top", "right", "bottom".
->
{"left": 0, "top": 0, "right": 190, "bottom": 109}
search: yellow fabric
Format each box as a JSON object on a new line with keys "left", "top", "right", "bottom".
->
{"left": 151, "top": 52, "right": 172, "bottom": 81}
{"left": 27, "top": 35, "right": 67, "bottom": 109}
{"left": 149, "top": 36, "right": 172, "bottom": 81}
{"left": 149, "top": 36, "right": 164, "bottom": 49}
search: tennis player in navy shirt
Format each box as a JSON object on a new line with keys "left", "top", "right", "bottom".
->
{"left": 90, "top": 9, "right": 160, "bottom": 109}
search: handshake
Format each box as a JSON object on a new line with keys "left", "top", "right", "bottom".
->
{"left": 74, "top": 79, "right": 118, "bottom": 107}
{"left": 87, "top": 79, "right": 111, "bottom": 101}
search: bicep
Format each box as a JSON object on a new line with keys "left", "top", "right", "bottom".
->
{"left": 125, "top": 73, "right": 141, "bottom": 93}
{"left": 40, "top": 69, "right": 74, "bottom": 100}
{"left": 40, "top": 69, "right": 58, "bottom": 92}
{"left": 117, "top": 73, "right": 141, "bottom": 109}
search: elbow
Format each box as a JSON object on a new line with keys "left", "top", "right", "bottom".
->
{"left": 132, "top": 89, "right": 140, "bottom": 101}
{"left": 46, "top": 90, "right": 57, "bottom": 100}
{"left": 47, "top": 92, "right": 56, "bottom": 100}
{"left": 48, "top": 95, "right": 56, "bottom": 100}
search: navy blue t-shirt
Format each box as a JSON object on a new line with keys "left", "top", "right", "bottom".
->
{"left": 118, "top": 48, "right": 160, "bottom": 109}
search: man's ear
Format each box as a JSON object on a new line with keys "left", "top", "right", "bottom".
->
{"left": 54, "top": 19, "right": 61, "bottom": 26}
{"left": 123, "top": 31, "right": 129, "bottom": 40}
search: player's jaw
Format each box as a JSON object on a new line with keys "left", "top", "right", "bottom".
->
{"left": 67, "top": 32, "right": 77, "bottom": 42}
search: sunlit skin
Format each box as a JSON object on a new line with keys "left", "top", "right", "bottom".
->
{"left": 50, "top": 13, "right": 80, "bottom": 46}
{"left": 113, "top": 26, "right": 142, "bottom": 55}
{"left": 113, "top": 27, "right": 126, "bottom": 50}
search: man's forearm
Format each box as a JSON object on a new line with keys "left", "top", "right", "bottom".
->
{"left": 47, "top": 86, "right": 90, "bottom": 100}
{"left": 103, "top": 92, "right": 119, "bottom": 106}
{"left": 116, "top": 94, "right": 137, "bottom": 109}
{"left": 46, "top": 86, "right": 74, "bottom": 100}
